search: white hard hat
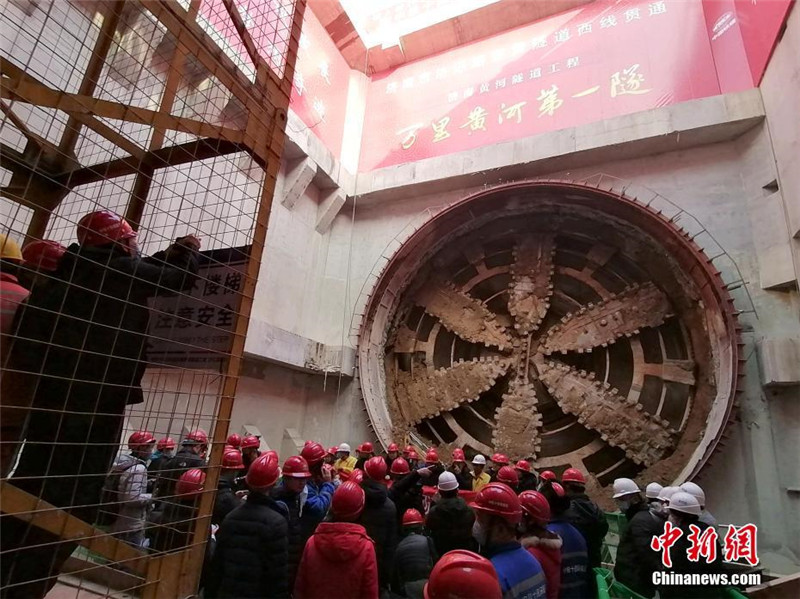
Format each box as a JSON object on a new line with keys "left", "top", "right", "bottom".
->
{"left": 438, "top": 471, "right": 459, "bottom": 492}
{"left": 680, "top": 482, "right": 705, "bottom": 506}
{"left": 472, "top": 454, "right": 486, "bottom": 465}
{"left": 645, "top": 482, "right": 664, "bottom": 499}
{"left": 657, "top": 486, "right": 680, "bottom": 502}
{"left": 612, "top": 478, "right": 641, "bottom": 498}
{"left": 668, "top": 491, "right": 702, "bottom": 516}
{"left": 337, "top": 443, "right": 351, "bottom": 453}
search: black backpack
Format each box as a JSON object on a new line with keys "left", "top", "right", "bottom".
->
{"left": 96, "top": 460, "right": 136, "bottom": 527}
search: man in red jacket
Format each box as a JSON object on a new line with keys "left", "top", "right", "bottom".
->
{"left": 294, "top": 481, "right": 378, "bottom": 599}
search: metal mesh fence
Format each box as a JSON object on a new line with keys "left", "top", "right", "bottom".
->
{"left": 1, "top": 0, "right": 303, "bottom": 596}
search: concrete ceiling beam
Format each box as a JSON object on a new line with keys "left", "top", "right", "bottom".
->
{"left": 315, "top": 187, "right": 346, "bottom": 233}
{"left": 282, "top": 156, "right": 317, "bottom": 209}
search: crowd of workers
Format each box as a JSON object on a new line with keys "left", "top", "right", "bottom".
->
{"left": 1, "top": 219, "right": 723, "bottom": 599}
{"left": 99, "top": 430, "right": 723, "bottom": 599}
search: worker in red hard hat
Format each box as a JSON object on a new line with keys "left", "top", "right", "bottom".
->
{"left": 426, "top": 471, "right": 475, "bottom": 556}
{"left": 239, "top": 434, "right": 262, "bottom": 473}
{"left": 212, "top": 449, "right": 245, "bottom": 526}
{"left": 149, "top": 437, "right": 177, "bottom": 474}
{"left": 488, "top": 452, "right": 510, "bottom": 482}
{"left": 515, "top": 460, "right": 538, "bottom": 492}
{"left": 472, "top": 482, "right": 547, "bottom": 599}
{"left": 361, "top": 455, "right": 398, "bottom": 593}
{"left": 269, "top": 455, "right": 315, "bottom": 589}
{"left": 388, "top": 456, "right": 425, "bottom": 529}
{"left": 226, "top": 433, "right": 242, "bottom": 449}
{"left": 355, "top": 441, "right": 375, "bottom": 469}
{"left": 294, "top": 481, "right": 378, "bottom": 599}
{"left": 537, "top": 470, "right": 557, "bottom": 490}
{"left": 103, "top": 430, "right": 156, "bottom": 548}
{"left": 2, "top": 211, "right": 200, "bottom": 598}
{"left": 301, "top": 441, "right": 336, "bottom": 532}
{"left": 519, "top": 490, "right": 562, "bottom": 599}
{"left": 384, "top": 442, "right": 400, "bottom": 470}
{"left": 540, "top": 480, "right": 589, "bottom": 598}
{"left": 207, "top": 452, "right": 290, "bottom": 598}
{"left": 424, "top": 550, "right": 502, "bottom": 599}
{"left": 497, "top": 466, "right": 520, "bottom": 492}
{"left": 18, "top": 239, "right": 67, "bottom": 291}
{"left": 392, "top": 508, "right": 436, "bottom": 597}
{"left": 156, "top": 429, "right": 208, "bottom": 500}
{"left": 561, "top": 467, "right": 608, "bottom": 573}
{"left": 324, "top": 446, "right": 338, "bottom": 466}
{"left": 152, "top": 468, "right": 206, "bottom": 552}
{"left": 406, "top": 448, "right": 420, "bottom": 470}
{"left": 448, "top": 448, "right": 471, "bottom": 491}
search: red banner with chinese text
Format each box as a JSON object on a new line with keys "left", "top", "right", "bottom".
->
{"left": 359, "top": 0, "right": 720, "bottom": 171}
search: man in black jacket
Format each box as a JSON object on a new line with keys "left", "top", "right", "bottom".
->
{"left": 207, "top": 453, "right": 289, "bottom": 598}
{"left": 269, "top": 455, "right": 313, "bottom": 590}
{"left": 361, "top": 456, "right": 398, "bottom": 591}
{"left": 154, "top": 430, "right": 208, "bottom": 521}
{"left": 392, "top": 509, "right": 437, "bottom": 598}
{"left": 1, "top": 211, "right": 199, "bottom": 598}
{"left": 426, "top": 472, "right": 475, "bottom": 555}
{"left": 611, "top": 478, "right": 657, "bottom": 597}
{"left": 213, "top": 449, "right": 244, "bottom": 526}
{"left": 389, "top": 461, "right": 436, "bottom": 529}
{"left": 562, "top": 468, "right": 609, "bottom": 570}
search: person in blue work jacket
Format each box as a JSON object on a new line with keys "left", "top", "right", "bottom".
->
{"left": 542, "top": 481, "right": 590, "bottom": 599}
{"left": 300, "top": 440, "right": 336, "bottom": 527}
{"left": 472, "top": 482, "right": 547, "bottom": 599}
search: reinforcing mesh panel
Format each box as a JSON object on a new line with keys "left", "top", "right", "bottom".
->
{"left": 1, "top": 0, "right": 301, "bottom": 597}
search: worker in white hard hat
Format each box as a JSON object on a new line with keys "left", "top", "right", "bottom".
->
{"left": 656, "top": 491, "right": 725, "bottom": 599}
{"left": 654, "top": 486, "right": 680, "bottom": 516}
{"left": 611, "top": 478, "right": 657, "bottom": 596}
{"left": 334, "top": 442, "right": 357, "bottom": 477}
{"left": 645, "top": 482, "right": 663, "bottom": 506}
{"left": 680, "top": 481, "right": 716, "bottom": 526}
{"left": 470, "top": 454, "right": 490, "bottom": 492}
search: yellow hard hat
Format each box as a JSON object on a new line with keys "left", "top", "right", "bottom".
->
{"left": 0, "top": 233, "right": 23, "bottom": 262}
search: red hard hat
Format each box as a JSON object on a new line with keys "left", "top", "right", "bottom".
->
{"left": 157, "top": 437, "right": 176, "bottom": 452}
{"left": 424, "top": 550, "right": 502, "bottom": 599}
{"left": 21, "top": 240, "right": 66, "bottom": 272}
{"left": 331, "top": 481, "right": 365, "bottom": 521}
{"left": 552, "top": 482, "right": 566, "bottom": 497}
{"left": 176, "top": 468, "right": 205, "bottom": 497}
{"left": 408, "top": 449, "right": 419, "bottom": 460}
{"left": 515, "top": 460, "right": 532, "bottom": 473}
{"left": 497, "top": 466, "right": 519, "bottom": 486}
{"left": 519, "top": 490, "right": 551, "bottom": 526}
{"left": 185, "top": 429, "right": 208, "bottom": 446}
{"left": 425, "top": 448, "right": 439, "bottom": 463}
{"left": 327, "top": 446, "right": 339, "bottom": 456}
{"left": 222, "top": 449, "right": 244, "bottom": 470}
{"left": 128, "top": 430, "right": 156, "bottom": 449}
{"left": 283, "top": 455, "right": 312, "bottom": 479}
{"left": 390, "top": 457, "right": 410, "bottom": 475}
{"left": 240, "top": 435, "right": 260, "bottom": 449}
{"left": 540, "top": 470, "right": 557, "bottom": 481}
{"left": 491, "top": 453, "right": 510, "bottom": 465}
{"left": 403, "top": 508, "right": 424, "bottom": 526}
{"left": 387, "top": 443, "right": 399, "bottom": 452}
{"left": 403, "top": 445, "right": 414, "bottom": 456}
{"left": 365, "top": 456, "right": 388, "bottom": 481}
{"left": 76, "top": 211, "right": 136, "bottom": 247}
{"left": 246, "top": 452, "right": 280, "bottom": 491}
{"left": 473, "top": 482, "right": 522, "bottom": 524}
{"left": 349, "top": 469, "right": 365, "bottom": 484}
{"left": 301, "top": 441, "right": 326, "bottom": 466}
{"left": 358, "top": 441, "right": 374, "bottom": 454}
{"left": 452, "top": 448, "right": 466, "bottom": 462}
{"left": 226, "top": 433, "right": 242, "bottom": 448}
{"left": 561, "top": 468, "right": 586, "bottom": 484}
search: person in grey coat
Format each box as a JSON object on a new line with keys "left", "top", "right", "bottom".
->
{"left": 110, "top": 431, "right": 156, "bottom": 548}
